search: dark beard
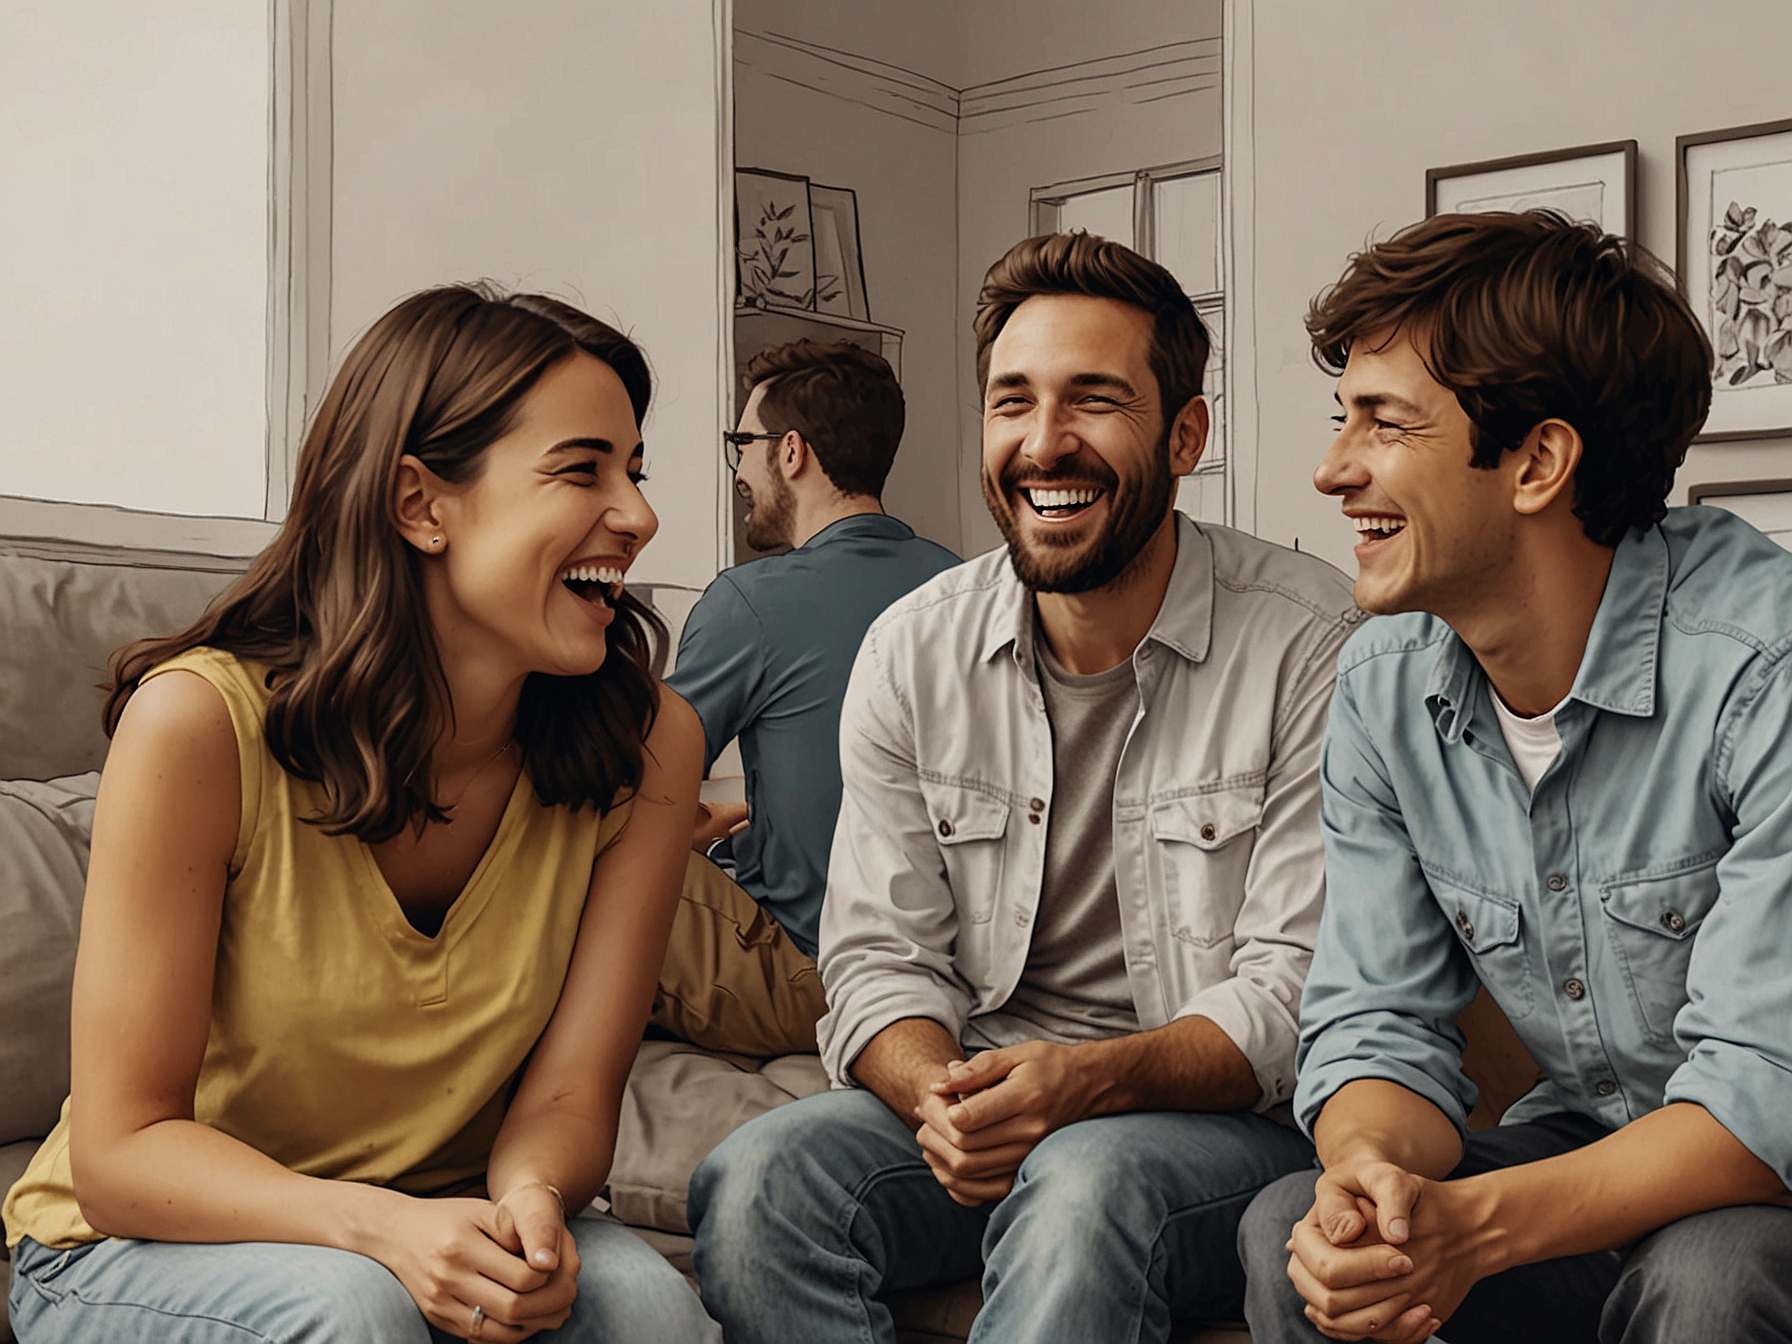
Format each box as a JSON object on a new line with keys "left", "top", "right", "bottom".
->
{"left": 981, "top": 435, "right": 1176, "bottom": 594}
{"left": 740, "top": 470, "right": 796, "bottom": 551}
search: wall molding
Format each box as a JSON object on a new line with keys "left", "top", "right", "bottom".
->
{"left": 265, "top": 0, "right": 332, "bottom": 524}
{"left": 959, "top": 40, "right": 1220, "bottom": 136}
{"left": 0, "top": 494, "right": 278, "bottom": 566}
{"left": 734, "top": 30, "right": 958, "bottom": 134}
{"left": 734, "top": 31, "right": 1221, "bottom": 142}
{"left": 1221, "top": 0, "right": 1256, "bottom": 534}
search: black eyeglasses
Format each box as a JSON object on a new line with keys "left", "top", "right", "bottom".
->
{"left": 722, "top": 430, "right": 783, "bottom": 473}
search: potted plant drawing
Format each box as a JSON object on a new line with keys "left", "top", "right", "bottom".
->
{"left": 737, "top": 197, "right": 840, "bottom": 310}
{"left": 1710, "top": 201, "right": 1792, "bottom": 387}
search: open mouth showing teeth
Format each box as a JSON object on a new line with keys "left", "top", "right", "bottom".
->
{"left": 559, "top": 562, "right": 625, "bottom": 604}
{"left": 1023, "top": 486, "right": 1104, "bottom": 519}
{"left": 1353, "top": 516, "right": 1406, "bottom": 541}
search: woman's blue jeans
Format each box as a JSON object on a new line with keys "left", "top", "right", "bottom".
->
{"left": 9, "top": 1214, "right": 720, "bottom": 1343}
{"left": 688, "top": 1085, "right": 1316, "bottom": 1344}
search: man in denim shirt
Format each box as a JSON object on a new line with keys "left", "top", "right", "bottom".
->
{"left": 1239, "top": 212, "right": 1792, "bottom": 1343}
{"left": 691, "top": 236, "right": 1361, "bottom": 1343}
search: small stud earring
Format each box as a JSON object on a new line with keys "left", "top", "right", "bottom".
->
{"left": 430, "top": 536, "right": 442, "bottom": 549}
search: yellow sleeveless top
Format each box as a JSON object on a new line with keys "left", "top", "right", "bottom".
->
{"left": 3, "top": 647, "right": 631, "bottom": 1250}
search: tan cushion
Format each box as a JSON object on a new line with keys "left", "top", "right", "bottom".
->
{"left": 0, "top": 548, "right": 238, "bottom": 781}
{"left": 0, "top": 774, "right": 98, "bottom": 1147}
{"left": 607, "top": 1040, "right": 828, "bottom": 1234}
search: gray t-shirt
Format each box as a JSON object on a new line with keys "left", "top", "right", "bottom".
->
{"left": 963, "top": 630, "right": 1142, "bottom": 1048}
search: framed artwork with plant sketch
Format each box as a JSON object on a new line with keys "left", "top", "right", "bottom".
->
{"left": 735, "top": 168, "right": 818, "bottom": 310}
{"left": 1679, "top": 118, "right": 1792, "bottom": 441}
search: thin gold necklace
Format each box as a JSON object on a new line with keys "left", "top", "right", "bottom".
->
{"left": 436, "top": 739, "right": 515, "bottom": 818}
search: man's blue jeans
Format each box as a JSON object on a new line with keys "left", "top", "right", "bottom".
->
{"left": 8, "top": 1214, "right": 721, "bottom": 1343}
{"left": 688, "top": 1086, "right": 1315, "bottom": 1344}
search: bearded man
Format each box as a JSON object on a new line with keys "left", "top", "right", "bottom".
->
{"left": 687, "top": 232, "right": 1362, "bottom": 1344}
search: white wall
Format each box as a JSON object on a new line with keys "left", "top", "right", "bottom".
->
{"left": 732, "top": 18, "right": 964, "bottom": 553}
{"left": 0, "top": 1, "right": 269, "bottom": 519}
{"left": 331, "top": 0, "right": 729, "bottom": 593}
{"left": 1239, "top": 0, "right": 1792, "bottom": 576}
{"left": 954, "top": 0, "right": 1225, "bottom": 557}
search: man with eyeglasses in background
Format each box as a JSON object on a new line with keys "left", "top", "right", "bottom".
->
{"left": 655, "top": 340, "right": 959, "bottom": 1058}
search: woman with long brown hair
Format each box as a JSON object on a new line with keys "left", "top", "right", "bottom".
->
{"left": 3, "top": 285, "right": 721, "bottom": 1342}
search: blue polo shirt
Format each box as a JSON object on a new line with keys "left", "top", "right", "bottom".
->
{"left": 666, "top": 513, "right": 959, "bottom": 956}
{"left": 1297, "top": 507, "right": 1792, "bottom": 1187}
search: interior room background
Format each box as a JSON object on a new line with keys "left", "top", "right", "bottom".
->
{"left": 3, "top": 0, "right": 1787, "bottom": 610}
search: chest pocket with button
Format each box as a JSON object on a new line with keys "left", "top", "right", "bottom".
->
{"left": 919, "top": 782, "right": 1011, "bottom": 925}
{"left": 1148, "top": 784, "right": 1264, "bottom": 949}
{"left": 1421, "top": 869, "right": 1535, "bottom": 1020}
{"left": 1599, "top": 858, "right": 1718, "bottom": 1046}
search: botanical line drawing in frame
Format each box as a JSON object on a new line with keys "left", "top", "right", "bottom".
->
{"left": 735, "top": 167, "right": 818, "bottom": 310}
{"left": 1678, "top": 118, "right": 1792, "bottom": 441}
{"left": 1426, "top": 140, "right": 1637, "bottom": 238}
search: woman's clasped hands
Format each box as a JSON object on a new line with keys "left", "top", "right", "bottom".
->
{"left": 373, "top": 1182, "right": 582, "bottom": 1341}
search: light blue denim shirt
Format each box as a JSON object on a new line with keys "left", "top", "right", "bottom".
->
{"left": 1296, "top": 507, "right": 1792, "bottom": 1186}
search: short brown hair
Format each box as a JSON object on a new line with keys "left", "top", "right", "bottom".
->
{"left": 1308, "top": 211, "right": 1712, "bottom": 547}
{"left": 974, "top": 232, "right": 1211, "bottom": 426}
{"left": 746, "top": 340, "right": 904, "bottom": 498}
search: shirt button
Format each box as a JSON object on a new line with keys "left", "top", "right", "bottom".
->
{"left": 1547, "top": 874, "right": 1568, "bottom": 892}
{"left": 1029, "top": 797, "right": 1046, "bottom": 812}
{"left": 1564, "top": 978, "right": 1586, "bottom": 1000}
{"left": 1028, "top": 813, "right": 1040, "bottom": 824}
{"left": 1661, "top": 909, "right": 1686, "bottom": 933}
{"left": 1200, "top": 823, "right": 1217, "bottom": 841}
{"left": 937, "top": 818, "right": 953, "bottom": 838}
{"left": 1596, "top": 1080, "right": 1617, "bottom": 1096}
{"left": 1456, "top": 910, "right": 1475, "bottom": 940}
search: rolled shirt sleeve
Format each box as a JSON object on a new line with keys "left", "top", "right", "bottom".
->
{"left": 1173, "top": 617, "right": 1355, "bottom": 1109}
{"left": 816, "top": 623, "right": 977, "bottom": 1087}
{"left": 1665, "top": 656, "right": 1792, "bottom": 1187}
{"left": 1293, "top": 667, "right": 1482, "bottom": 1138}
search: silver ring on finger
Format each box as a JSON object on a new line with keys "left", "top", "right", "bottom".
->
{"left": 470, "top": 1304, "right": 485, "bottom": 1339}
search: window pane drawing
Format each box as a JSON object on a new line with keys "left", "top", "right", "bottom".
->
{"left": 1054, "top": 184, "right": 1136, "bottom": 247}
{"left": 1154, "top": 172, "right": 1222, "bottom": 299}
{"left": 1031, "top": 162, "right": 1226, "bottom": 526}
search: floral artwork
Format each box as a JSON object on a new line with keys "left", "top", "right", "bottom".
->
{"left": 1709, "top": 202, "right": 1792, "bottom": 387}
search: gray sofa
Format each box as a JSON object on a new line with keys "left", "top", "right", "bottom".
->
{"left": 1, "top": 533, "right": 1540, "bottom": 1342}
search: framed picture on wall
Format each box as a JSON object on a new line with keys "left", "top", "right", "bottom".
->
{"left": 1426, "top": 140, "right": 1637, "bottom": 238}
{"left": 1687, "top": 478, "right": 1792, "bottom": 550}
{"left": 735, "top": 167, "right": 817, "bottom": 310}
{"left": 1678, "top": 118, "right": 1792, "bottom": 441}
{"left": 808, "top": 183, "right": 868, "bottom": 320}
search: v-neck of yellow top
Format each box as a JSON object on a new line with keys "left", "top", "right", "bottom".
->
{"left": 355, "top": 765, "right": 535, "bottom": 950}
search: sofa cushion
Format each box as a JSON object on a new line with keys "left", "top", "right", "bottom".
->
{"left": 0, "top": 547, "right": 239, "bottom": 781}
{"left": 607, "top": 1041, "right": 829, "bottom": 1234}
{"left": 0, "top": 774, "right": 98, "bottom": 1148}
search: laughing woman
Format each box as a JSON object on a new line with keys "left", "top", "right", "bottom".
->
{"left": 3, "top": 286, "right": 721, "bottom": 1343}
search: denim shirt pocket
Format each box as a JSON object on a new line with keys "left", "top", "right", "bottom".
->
{"left": 1149, "top": 783, "right": 1265, "bottom": 950}
{"left": 920, "top": 780, "right": 1011, "bottom": 926}
{"left": 1423, "top": 869, "right": 1535, "bottom": 1020}
{"left": 1599, "top": 857, "right": 1718, "bottom": 1046}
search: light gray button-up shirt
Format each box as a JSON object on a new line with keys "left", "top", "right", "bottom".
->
{"left": 817, "top": 514, "right": 1363, "bottom": 1107}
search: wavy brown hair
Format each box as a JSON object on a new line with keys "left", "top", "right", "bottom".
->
{"left": 1307, "top": 210, "right": 1713, "bottom": 547}
{"left": 105, "top": 283, "right": 667, "bottom": 843}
